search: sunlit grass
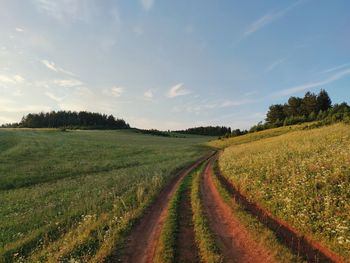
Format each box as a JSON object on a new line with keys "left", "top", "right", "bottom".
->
{"left": 218, "top": 123, "right": 350, "bottom": 259}
{"left": 0, "top": 129, "right": 211, "bottom": 261}
{"left": 207, "top": 123, "right": 310, "bottom": 149}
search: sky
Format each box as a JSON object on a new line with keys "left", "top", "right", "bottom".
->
{"left": 0, "top": 0, "right": 349, "bottom": 130}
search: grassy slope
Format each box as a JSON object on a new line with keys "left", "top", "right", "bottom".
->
{"left": 211, "top": 164, "right": 304, "bottom": 263}
{"left": 207, "top": 123, "right": 309, "bottom": 149}
{"left": 215, "top": 123, "right": 350, "bottom": 259}
{"left": 0, "top": 129, "right": 211, "bottom": 262}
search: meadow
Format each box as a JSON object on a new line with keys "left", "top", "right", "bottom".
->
{"left": 208, "top": 123, "right": 311, "bottom": 149}
{"left": 0, "top": 129, "right": 211, "bottom": 262}
{"left": 217, "top": 123, "right": 350, "bottom": 259}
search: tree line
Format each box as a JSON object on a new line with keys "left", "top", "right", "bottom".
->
{"left": 1, "top": 111, "right": 130, "bottom": 129}
{"left": 249, "top": 89, "right": 350, "bottom": 132}
{"left": 215, "top": 89, "right": 350, "bottom": 139}
{"left": 265, "top": 89, "right": 332, "bottom": 125}
{"left": 174, "top": 126, "right": 232, "bottom": 136}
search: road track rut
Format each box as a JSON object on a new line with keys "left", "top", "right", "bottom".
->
{"left": 201, "top": 158, "right": 275, "bottom": 263}
{"left": 120, "top": 153, "right": 213, "bottom": 263}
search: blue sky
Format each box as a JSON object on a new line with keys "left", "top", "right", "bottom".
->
{"left": 0, "top": 0, "right": 349, "bottom": 129}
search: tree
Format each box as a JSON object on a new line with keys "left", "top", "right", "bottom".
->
{"left": 286, "top": 96, "right": 303, "bottom": 117}
{"left": 317, "top": 89, "right": 332, "bottom": 111}
{"left": 266, "top": 104, "right": 286, "bottom": 124}
{"left": 301, "top": 92, "right": 318, "bottom": 116}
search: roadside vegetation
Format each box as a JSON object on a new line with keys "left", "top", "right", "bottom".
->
{"left": 154, "top": 171, "right": 193, "bottom": 263}
{"left": 211, "top": 163, "right": 304, "bottom": 263}
{"left": 0, "top": 129, "right": 211, "bottom": 262}
{"left": 217, "top": 123, "right": 350, "bottom": 259}
{"left": 208, "top": 123, "right": 308, "bottom": 149}
{"left": 191, "top": 164, "right": 223, "bottom": 263}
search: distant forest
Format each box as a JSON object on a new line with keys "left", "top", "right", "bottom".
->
{"left": 1, "top": 111, "right": 130, "bottom": 129}
{"left": 249, "top": 89, "right": 350, "bottom": 132}
{"left": 174, "top": 126, "right": 232, "bottom": 137}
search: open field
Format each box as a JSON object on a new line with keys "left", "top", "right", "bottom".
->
{"left": 1, "top": 123, "right": 349, "bottom": 262}
{"left": 218, "top": 123, "right": 350, "bottom": 259}
{"left": 0, "top": 129, "right": 212, "bottom": 262}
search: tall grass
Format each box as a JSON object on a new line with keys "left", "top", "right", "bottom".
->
{"left": 218, "top": 123, "right": 350, "bottom": 259}
{"left": 208, "top": 123, "right": 309, "bottom": 149}
{"left": 0, "top": 129, "right": 211, "bottom": 262}
{"left": 211, "top": 162, "right": 304, "bottom": 263}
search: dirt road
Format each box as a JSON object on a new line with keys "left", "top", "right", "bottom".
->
{"left": 120, "top": 154, "right": 212, "bottom": 263}
{"left": 200, "top": 159, "right": 275, "bottom": 263}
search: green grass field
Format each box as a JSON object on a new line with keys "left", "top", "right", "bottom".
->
{"left": 0, "top": 129, "right": 211, "bottom": 262}
{"left": 217, "top": 123, "right": 350, "bottom": 259}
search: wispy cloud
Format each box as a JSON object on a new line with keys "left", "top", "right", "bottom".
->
{"left": 266, "top": 57, "right": 287, "bottom": 72}
{"left": 41, "top": 60, "right": 77, "bottom": 76}
{"left": 103, "top": 86, "right": 124, "bottom": 97}
{"left": 15, "top": 27, "right": 24, "bottom": 32}
{"left": 140, "top": 0, "right": 155, "bottom": 11}
{"left": 319, "top": 62, "right": 350, "bottom": 74}
{"left": 172, "top": 98, "right": 255, "bottom": 114}
{"left": 35, "top": 0, "right": 95, "bottom": 23}
{"left": 53, "top": 79, "right": 83, "bottom": 88}
{"left": 243, "top": 0, "right": 304, "bottom": 38}
{"left": 0, "top": 74, "right": 25, "bottom": 84}
{"left": 278, "top": 67, "right": 350, "bottom": 96}
{"left": 45, "top": 91, "right": 65, "bottom": 101}
{"left": 144, "top": 89, "right": 154, "bottom": 99}
{"left": 167, "top": 83, "right": 191, "bottom": 98}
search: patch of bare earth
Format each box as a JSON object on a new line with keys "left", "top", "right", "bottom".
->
{"left": 201, "top": 159, "right": 276, "bottom": 263}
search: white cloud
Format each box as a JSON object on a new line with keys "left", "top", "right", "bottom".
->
{"left": 167, "top": 83, "right": 191, "bottom": 98}
{"left": 278, "top": 67, "right": 350, "bottom": 96}
{"left": 140, "top": 0, "right": 154, "bottom": 11}
{"left": 41, "top": 60, "right": 76, "bottom": 76}
{"left": 42, "top": 60, "right": 57, "bottom": 72}
{"left": 15, "top": 27, "right": 24, "bottom": 32}
{"left": 144, "top": 89, "right": 154, "bottom": 99}
{"left": 0, "top": 74, "right": 25, "bottom": 84}
{"left": 53, "top": 79, "right": 83, "bottom": 87}
{"left": 243, "top": 0, "right": 304, "bottom": 38}
{"left": 103, "top": 86, "right": 124, "bottom": 97}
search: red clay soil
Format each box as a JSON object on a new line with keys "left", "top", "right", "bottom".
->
{"left": 120, "top": 152, "right": 214, "bottom": 263}
{"left": 215, "top": 158, "right": 345, "bottom": 263}
{"left": 201, "top": 159, "right": 276, "bottom": 263}
{"left": 176, "top": 187, "right": 199, "bottom": 263}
